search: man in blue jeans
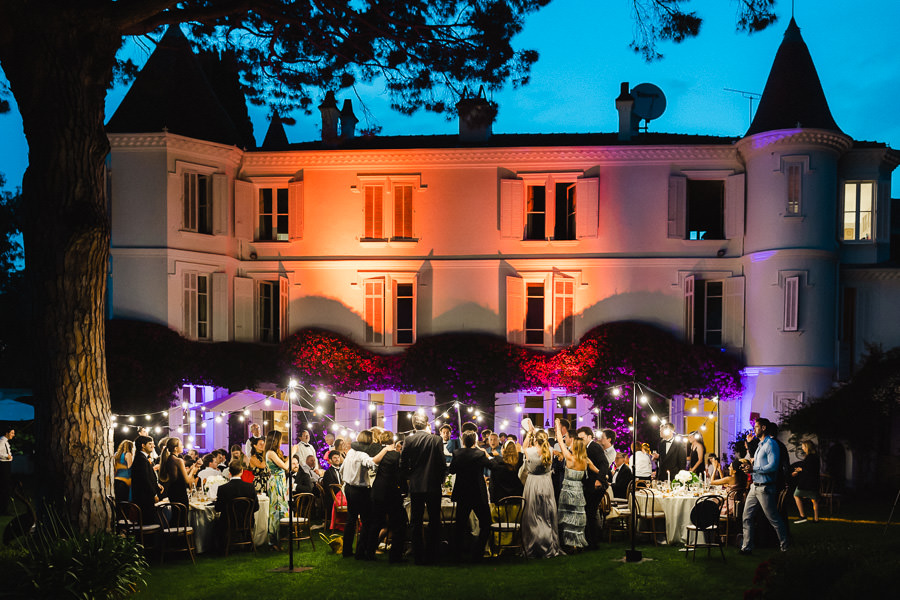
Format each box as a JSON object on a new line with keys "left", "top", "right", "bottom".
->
{"left": 740, "top": 418, "right": 789, "bottom": 554}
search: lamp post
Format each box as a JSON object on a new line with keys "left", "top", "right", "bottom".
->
{"left": 625, "top": 373, "right": 642, "bottom": 563}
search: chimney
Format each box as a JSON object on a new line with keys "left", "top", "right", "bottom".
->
{"left": 616, "top": 82, "right": 635, "bottom": 141}
{"left": 318, "top": 91, "right": 340, "bottom": 145}
{"left": 340, "top": 99, "right": 358, "bottom": 140}
{"left": 456, "top": 86, "right": 496, "bottom": 143}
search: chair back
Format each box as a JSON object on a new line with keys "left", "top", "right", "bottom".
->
{"left": 157, "top": 502, "right": 189, "bottom": 531}
{"left": 634, "top": 479, "right": 651, "bottom": 489}
{"left": 633, "top": 488, "right": 656, "bottom": 517}
{"left": 293, "top": 492, "right": 315, "bottom": 520}
{"left": 227, "top": 497, "right": 255, "bottom": 531}
{"left": 599, "top": 491, "right": 612, "bottom": 517}
{"left": 493, "top": 496, "right": 525, "bottom": 528}
{"left": 690, "top": 495, "right": 723, "bottom": 529}
{"left": 328, "top": 483, "right": 345, "bottom": 506}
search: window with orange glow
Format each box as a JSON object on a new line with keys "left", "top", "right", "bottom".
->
{"left": 393, "top": 184, "right": 414, "bottom": 239}
{"left": 553, "top": 278, "right": 574, "bottom": 345}
{"left": 364, "top": 278, "right": 385, "bottom": 344}
{"left": 364, "top": 186, "right": 384, "bottom": 239}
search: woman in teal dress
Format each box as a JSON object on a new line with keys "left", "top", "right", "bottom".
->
{"left": 264, "top": 430, "right": 289, "bottom": 549}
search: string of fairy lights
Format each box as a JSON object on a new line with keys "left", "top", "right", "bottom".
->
{"left": 111, "top": 378, "right": 722, "bottom": 450}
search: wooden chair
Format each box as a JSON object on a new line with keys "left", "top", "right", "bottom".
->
{"left": 601, "top": 490, "right": 629, "bottom": 542}
{"left": 107, "top": 495, "right": 129, "bottom": 535}
{"left": 119, "top": 501, "right": 160, "bottom": 551}
{"left": 280, "top": 493, "right": 316, "bottom": 550}
{"left": 819, "top": 474, "right": 841, "bottom": 515}
{"left": 489, "top": 496, "right": 526, "bottom": 558}
{"left": 718, "top": 486, "right": 746, "bottom": 547}
{"left": 633, "top": 488, "right": 667, "bottom": 545}
{"left": 224, "top": 497, "right": 256, "bottom": 556}
{"left": 684, "top": 494, "right": 725, "bottom": 561}
{"left": 328, "top": 484, "right": 348, "bottom": 531}
{"left": 156, "top": 502, "right": 196, "bottom": 564}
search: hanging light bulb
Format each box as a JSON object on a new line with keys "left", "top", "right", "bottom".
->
{"left": 121, "top": 425, "right": 129, "bottom": 433}
{"left": 476, "top": 416, "right": 483, "bottom": 423}
{"left": 708, "top": 413, "right": 715, "bottom": 419}
{"left": 243, "top": 409, "right": 250, "bottom": 416}
{"left": 264, "top": 399, "right": 271, "bottom": 407}
{"left": 177, "top": 426, "right": 184, "bottom": 433}
{"left": 417, "top": 407, "right": 425, "bottom": 416}
{"left": 640, "top": 395, "right": 648, "bottom": 404}
{"left": 691, "top": 407, "right": 698, "bottom": 413}
{"left": 188, "top": 436, "right": 194, "bottom": 443}
{"left": 315, "top": 406, "right": 323, "bottom": 414}
{"left": 340, "top": 429, "right": 348, "bottom": 437}
{"left": 660, "top": 418, "right": 667, "bottom": 425}
{"left": 144, "top": 414, "right": 151, "bottom": 420}
{"left": 331, "top": 424, "right": 339, "bottom": 432}
{"left": 238, "top": 416, "right": 245, "bottom": 422}
{"left": 592, "top": 408, "right": 600, "bottom": 414}
{"left": 289, "top": 391, "right": 298, "bottom": 400}
{"left": 700, "top": 425, "right": 707, "bottom": 431}
{"left": 369, "top": 403, "right": 376, "bottom": 412}
{"left": 435, "top": 420, "right": 442, "bottom": 428}
{"left": 128, "top": 416, "right": 135, "bottom": 422}
{"left": 578, "top": 417, "right": 584, "bottom": 422}
{"left": 215, "top": 416, "right": 222, "bottom": 423}
{"left": 441, "top": 412, "right": 449, "bottom": 419}
{"left": 467, "top": 406, "right": 473, "bottom": 414}
{"left": 289, "top": 379, "right": 298, "bottom": 388}
{"left": 185, "top": 443, "right": 193, "bottom": 450}
{"left": 628, "top": 425, "right": 634, "bottom": 431}
{"left": 431, "top": 407, "right": 437, "bottom": 414}
{"left": 453, "top": 402, "right": 460, "bottom": 409}
{"left": 318, "top": 390, "right": 328, "bottom": 401}
{"left": 162, "top": 411, "right": 168, "bottom": 417}
{"left": 650, "top": 415, "right": 659, "bottom": 423}
{"left": 111, "top": 415, "right": 118, "bottom": 423}
{"left": 501, "top": 420, "right": 509, "bottom": 428}
{"left": 154, "top": 427, "right": 161, "bottom": 434}
{"left": 515, "top": 405, "right": 522, "bottom": 413}
{"left": 611, "top": 387, "right": 621, "bottom": 397}
{"left": 263, "top": 420, "right": 269, "bottom": 426}
{"left": 354, "top": 420, "right": 360, "bottom": 427}
{"left": 201, "top": 422, "right": 206, "bottom": 429}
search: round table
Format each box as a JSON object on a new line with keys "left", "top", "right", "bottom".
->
{"left": 634, "top": 489, "right": 723, "bottom": 544}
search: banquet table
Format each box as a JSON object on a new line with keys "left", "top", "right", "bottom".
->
{"left": 634, "top": 488, "right": 724, "bottom": 545}
{"left": 185, "top": 494, "right": 270, "bottom": 553}
{"left": 403, "top": 495, "right": 479, "bottom": 535}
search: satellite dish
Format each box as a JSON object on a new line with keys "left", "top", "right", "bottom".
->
{"left": 631, "top": 83, "right": 667, "bottom": 123}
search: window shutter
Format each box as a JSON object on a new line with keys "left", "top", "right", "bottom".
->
{"left": 783, "top": 276, "right": 799, "bottom": 332}
{"left": 288, "top": 180, "right": 303, "bottom": 240}
{"left": 183, "top": 272, "right": 198, "bottom": 339}
{"left": 233, "top": 276, "right": 254, "bottom": 342}
{"left": 506, "top": 275, "right": 526, "bottom": 344}
{"left": 668, "top": 175, "right": 686, "bottom": 239}
{"left": 683, "top": 275, "right": 695, "bottom": 344}
{"left": 211, "top": 272, "right": 228, "bottom": 341}
{"left": 724, "top": 276, "right": 745, "bottom": 350}
{"left": 553, "top": 277, "right": 575, "bottom": 345}
{"left": 212, "top": 173, "right": 229, "bottom": 235}
{"left": 364, "top": 278, "right": 385, "bottom": 345}
{"left": 234, "top": 179, "right": 254, "bottom": 240}
{"left": 725, "top": 173, "right": 745, "bottom": 240}
{"left": 279, "top": 276, "right": 290, "bottom": 341}
{"left": 575, "top": 177, "right": 599, "bottom": 239}
{"left": 168, "top": 172, "right": 184, "bottom": 228}
{"left": 500, "top": 179, "right": 524, "bottom": 239}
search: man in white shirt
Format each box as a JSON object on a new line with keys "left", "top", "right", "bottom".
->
{"left": 303, "top": 454, "right": 323, "bottom": 484}
{"left": 243, "top": 422, "right": 261, "bottom": 457}
{"left": 0, "top": 426, "right": 14, "bottom": 514}
{"left": 599, "top": 428, "right": 617, "bottom": 468}
{"left": 293, "top": 429, "right": 316, "bottom": 465}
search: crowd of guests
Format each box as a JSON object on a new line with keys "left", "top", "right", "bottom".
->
{"left": 109, "top": 413, "right": 820, "bottom": 560}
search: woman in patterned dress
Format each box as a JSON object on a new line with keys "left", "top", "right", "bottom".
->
{"left": 248, "top": 437, "right": 270, "bottom": 495}
{"left": 555, "top": 418, "right": 589, "bottom": 552}
{"left": 264, "top": 430, "right": 288, "bottom": 549}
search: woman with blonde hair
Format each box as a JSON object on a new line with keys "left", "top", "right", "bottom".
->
{"left": 114, "top": 439, "right": 134, "bottom": 502}
{"left": 520, "top": 419, "right": 562, "bottom": 558}
{"left": 264, "top": 430, "right": 289, "bottom": 548}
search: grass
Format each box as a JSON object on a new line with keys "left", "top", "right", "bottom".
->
{"left": 3, "top": 486, "right": 899, "bottom": 600}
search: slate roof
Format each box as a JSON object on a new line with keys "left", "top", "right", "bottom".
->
{"left": 745, "top": 18, "right": 842, "bottom": 136}
{"left": 106, "top": 26, "right": 248, "bottom": 147}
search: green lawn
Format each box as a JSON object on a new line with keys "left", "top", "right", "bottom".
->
{"left": 3, "top": 490, "right": 899, "bottom": 600}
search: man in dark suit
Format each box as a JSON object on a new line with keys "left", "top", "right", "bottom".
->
{"left": 577, "top": 426, "right": 608, "bottom": 549}
{"left": 439, "top": 424, "right": 460, "bottom": 465}
{"left": 214, "top": 461, "right": 260, "bottom": 515}
{"left": 321, "top": 450, "right": 343, "bottom": 526}
{"left": 400, "top": 413, "right": 446, "bottom": 565}
{"left": 654, "top": 423, "right": 687, "bottom": 482}
{"left": 130, "top": 435, "right": 160, "bottom": 524}
{"left": 449, "top": 431, "right": 492, "bottom": 562}
{"left": 610, "top": 452, "right": 634, "bottom": 500}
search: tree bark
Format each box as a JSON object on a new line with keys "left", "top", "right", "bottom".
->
{"left": 0, "top": 12, "right": 121, "bottom": 532}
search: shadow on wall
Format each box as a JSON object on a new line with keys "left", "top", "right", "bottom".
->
{"left": 579, "top": 290, "right": 681, "bottom": 338}
{"left": 290, "top": 296, "right": 367, "bottom": 343}
{"left": 431, "top": 301, "right": 501, "bottom": 335}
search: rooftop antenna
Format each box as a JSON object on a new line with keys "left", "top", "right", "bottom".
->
{"left": 724, "top": 88, "right": 761, "bottom": 127}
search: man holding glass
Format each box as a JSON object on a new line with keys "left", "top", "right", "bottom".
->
{"left": 740, "top": 418, "right": 789, "bottom": 554}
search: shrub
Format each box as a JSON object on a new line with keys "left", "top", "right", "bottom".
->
{"left": 6, "top": 506, "right": 149, "bottom": 599}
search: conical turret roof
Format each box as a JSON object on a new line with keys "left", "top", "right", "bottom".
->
{"left": 745, "top": 18, "right": 842, "bottom": 136}
{"left": 106, "top": 26, "right": 249, "bottom": 147}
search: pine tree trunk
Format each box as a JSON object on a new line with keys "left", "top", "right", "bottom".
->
{"left": 0, "top": 14, "right": 121, "bottom": 532}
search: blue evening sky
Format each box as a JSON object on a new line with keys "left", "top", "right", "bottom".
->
{"left": 1, "top": 1, "right": 898, "bottom": 190}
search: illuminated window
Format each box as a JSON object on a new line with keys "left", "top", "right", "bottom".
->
{"left": 183, "top": 172, "right": 212, "bottom": 234}
{"left": 258, "top": 187, "right": 289, "bottom": 241}
{"left": 786, "top": 163, "right": 802, "bottom": 215}
{"left": 783, "top": 276, "right": 799, "bottom": 332}
{"left": 842, "top": 182, "right": 874, "bottom": 241}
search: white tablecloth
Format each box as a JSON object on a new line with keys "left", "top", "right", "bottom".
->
{"left": 634, "top": 490, "right": 723, "bottom": 544}
{"left": 187, "top": 495, "right": 270, "bottom": 553}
